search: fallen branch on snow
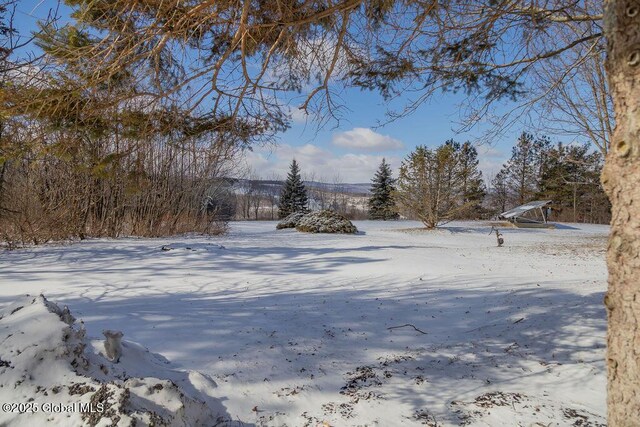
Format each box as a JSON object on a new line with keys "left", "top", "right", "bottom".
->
{"left": 387, "top": 324, "right": 427, "bottom": 334}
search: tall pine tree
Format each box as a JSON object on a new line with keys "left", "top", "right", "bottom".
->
{"left": 490, "top": 170, "right": 510, "bottom": 214}
{"left": 456, "top": 142, "right": 486, "bottom": 216}
{"left": 278, "top": 159, "right": 309, "bottom": 218}
{"left": 502, "top": 132, "right": 550, "bottom": 204}
{"left": 368, "top": 158, "right": 398, "bottom": 220}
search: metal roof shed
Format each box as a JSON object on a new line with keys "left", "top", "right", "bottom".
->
{"left": 498, "top": 200, "right": 554, "bottom": 228}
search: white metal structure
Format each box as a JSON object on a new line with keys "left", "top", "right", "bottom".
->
{"left": 499, "top": 200, "right": 553, "bottom": 226}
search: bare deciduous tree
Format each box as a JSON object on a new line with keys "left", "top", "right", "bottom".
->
{"left": 531, "top": 35, "right": 613, "bottom": 155}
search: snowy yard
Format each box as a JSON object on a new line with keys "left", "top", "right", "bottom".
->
{"left": 0, "top": 221, "right": 608, "bottom": 426}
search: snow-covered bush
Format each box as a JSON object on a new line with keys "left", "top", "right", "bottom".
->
{"left": 295, "top": 210, "right": 358, "bottom": 234}
{"left": 276, "top": 211, "right": 306, "bottom": 229}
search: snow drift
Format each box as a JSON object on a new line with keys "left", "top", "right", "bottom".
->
{"left": 0, "top": 295, "right": 231, "bottom": 427}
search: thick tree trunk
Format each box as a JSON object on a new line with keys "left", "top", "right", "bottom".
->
{"left": 602, "top": 1, "right": 640, "bottom": 424}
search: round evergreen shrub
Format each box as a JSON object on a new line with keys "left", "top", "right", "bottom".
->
{"left": 276, "top": 211, "right": 306, "bottom": 229}
{"left": 295, "top": 210, "right": 358, "bottom": 234}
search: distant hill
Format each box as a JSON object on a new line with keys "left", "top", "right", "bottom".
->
{"left": 304, "top": 181, "right": 371, "bottom": 195}
{"left": 228, "top": 178, "right": 371, "bottom": 195}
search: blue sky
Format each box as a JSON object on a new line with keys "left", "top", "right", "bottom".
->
{"left": 12, "top": 1, "right": 537, "bottom": 184}
{"left": 246, "top": 88, "right": 514, "bottom": 183}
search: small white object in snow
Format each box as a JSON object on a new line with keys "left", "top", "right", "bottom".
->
{"left": 103, "top": 330, "right": 123, "bottom": 363}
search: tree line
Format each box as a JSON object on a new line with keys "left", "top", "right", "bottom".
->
{"left": 0, "top": 4, "right": 258, "bottom": 245}
{"left": 392, "top": 133, "right": 609, "bottom": 228}
{"left": 0, "top": 90, "right": 243, "bottom": 245}
{"left": 489, "top": 133, "right": 609, "bottom": 224}
{"left": 268, "top": 133, "right": 609, "bottom": 229}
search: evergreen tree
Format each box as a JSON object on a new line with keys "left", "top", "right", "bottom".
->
{"left": 278, "top": 159, "right": 308, "bottom": 219}
{"left": 490, "top": 170, "right": 510, "bottom": 213}
{"left": 368, "top": 158, "right": 398, "bottom": 220}
{"left": 492, "top": 138, "right": 610, "bottom": 223}
{"left": 441, "top": 140, "right": 485, "bottom": 218}
{"left": 503, "top": 132, "right": 550, "bottom": 204}
{"left": 537, "top": 142, "right": 610, "bottom": 223}
{"left": 537, "top": 142, "right": 576, "bottom": 205}
{"left": 456, "top": 142, "right": 486, "bottom": 216}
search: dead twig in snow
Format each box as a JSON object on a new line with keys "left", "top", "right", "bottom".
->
{"left": 387, "top": 324, "right": 427, "bottom": 335}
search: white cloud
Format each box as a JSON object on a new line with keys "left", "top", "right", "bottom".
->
{"left": 241, "top": 141, "right": 509, "bottom": 184}
{"left": 241, "top": 143, "right": 400, "bottom": 183}
{"left": 331, "top": 128, "right": 403, "bottom": 152}
{"left": 477, "top": 146, "right": 508, "bottom": 180}
{"left": 289, "top": 107, "right": 309, "bottom": 124}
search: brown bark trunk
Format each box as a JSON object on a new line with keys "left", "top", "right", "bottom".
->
{"left": 602, "top": 1, "right": 640, "bottom": 424}
{"left": 0, "top": 161, "right": 7, "bottom": 209}
{"left": 573, "top": 184, "right": 578, "bottom": 222}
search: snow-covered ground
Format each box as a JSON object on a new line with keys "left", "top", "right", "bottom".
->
{"left": 0, "top": 221, "right": 608, "bottom": 426}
